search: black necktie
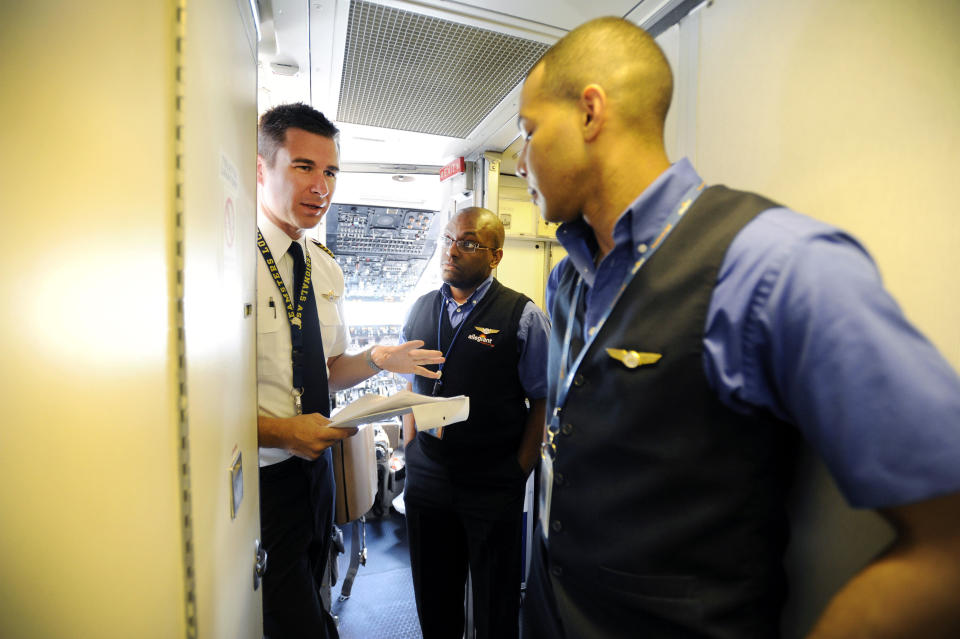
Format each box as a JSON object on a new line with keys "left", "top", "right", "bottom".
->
{"left": 287, "top": 241, "right": 330, "bottom": 417}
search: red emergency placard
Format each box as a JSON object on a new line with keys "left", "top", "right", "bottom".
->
{"left": 439, "top": 157, "right": 466, "bottom": 181}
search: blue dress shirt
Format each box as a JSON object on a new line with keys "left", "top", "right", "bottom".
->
{"left": 547, "top": 158, "right": 960, "bottom": 508}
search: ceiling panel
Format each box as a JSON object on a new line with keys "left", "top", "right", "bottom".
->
{"left": 336, "top": 0, "right": 549, "bottom": 138}
{"left": 260, "top": 0, "right": 700, "bottom": 165}
{"left": 451, "top": 0, "right": 647, "bottom": 31}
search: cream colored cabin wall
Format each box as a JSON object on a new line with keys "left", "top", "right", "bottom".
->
{"left": 693, "top": 0, "right": 960, "bottom": 368}
{"left": 496, "top": 175, "right": 562, "bottom": 311}
{"left": 181, "top": 0, "right": 262, "bottom": 636}
{"left": 0, "top": 3, "right": 183, "bottom": 638}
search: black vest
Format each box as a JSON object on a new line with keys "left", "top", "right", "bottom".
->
{"left": 546, "top": 186, "right": 799, "bottom": 638}
{"left": 404, "top": 279, "right": 531, "bottom": 470}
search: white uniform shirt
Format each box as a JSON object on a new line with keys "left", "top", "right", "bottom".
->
{"left": 257, "top": 214, "right": 348, "bottom": 467}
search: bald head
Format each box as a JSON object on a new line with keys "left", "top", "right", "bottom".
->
{"left": 532, "top": 17, "right": 673, "bottom": 140}
{"left": 441, "top": 207, "right": 505, "bottom": 298}
{"left": 454, "top": 207, "right": 505, "bottom": 250}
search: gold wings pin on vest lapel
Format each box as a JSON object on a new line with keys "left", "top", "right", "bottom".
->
{"left": 605, "top": 348, "right": 662, "bottom": 369}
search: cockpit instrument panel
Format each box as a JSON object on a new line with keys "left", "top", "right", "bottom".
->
{"left": 326, "top": 204, "right": 440, "bottom": 301}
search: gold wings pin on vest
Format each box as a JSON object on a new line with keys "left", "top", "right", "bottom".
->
{"left": 605, "top": 348, "right": 662, "bottom": 369}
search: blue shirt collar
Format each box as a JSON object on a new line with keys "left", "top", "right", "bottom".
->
{"left": 440, "top": 274, "right": 494, "bottom": 308}
{"left": 555, "top": 158, "right": 703, "bottom": 286}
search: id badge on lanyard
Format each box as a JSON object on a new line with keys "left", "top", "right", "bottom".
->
{"left": 539, "top": 448, "right": 554, "bottom": 540}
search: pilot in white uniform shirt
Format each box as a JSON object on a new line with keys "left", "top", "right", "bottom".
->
{"left": 256, "top": 211, "right": 347, "bottom": 467}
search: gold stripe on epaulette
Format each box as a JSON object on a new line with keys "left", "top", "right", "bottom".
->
{"left": 311, "top": 239, "right": 335, "bottom": 259}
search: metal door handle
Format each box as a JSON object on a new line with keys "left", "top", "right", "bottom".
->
{"left": 254, "top": 539, "right": 268, "bottom": 590}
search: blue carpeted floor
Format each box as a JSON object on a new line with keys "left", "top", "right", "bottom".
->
{"left": 332, "top": 513, "right": 423, "bottom": 639}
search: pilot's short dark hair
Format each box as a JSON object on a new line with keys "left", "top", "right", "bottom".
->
{"left": 257, "top": 103, "right": 339, "bottom": 167}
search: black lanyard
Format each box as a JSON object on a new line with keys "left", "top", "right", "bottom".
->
{"left": 257, "top": 229, "right": 312, "bottom": 328}
{"left": 257, "top": 228, "right": 314, "bottom": 413}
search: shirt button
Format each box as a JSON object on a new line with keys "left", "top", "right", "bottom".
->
{"left": 551, "top": 565, "right": 563, "bottom": 577}
{"left": 551, "top": 520, "right": 563, "bottom": 533}
{"left": 573, "top": 374, "right": 585, "bottom": 387}
{"left": 637, "top": 242, "right": 648, "bottom": 253}
{"left": 561, "top": 423, "right": 574, "bottom": 436}
{"left": 554, "top": 472, "right": 565, "bottom": 486}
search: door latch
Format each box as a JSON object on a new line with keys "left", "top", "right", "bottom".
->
{"left": 254, "top": 539, "right": 268, "bottom": 590}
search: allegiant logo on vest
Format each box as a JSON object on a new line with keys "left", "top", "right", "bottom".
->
{"left": 467, "top": 326, "right": 499, "bottom": 346}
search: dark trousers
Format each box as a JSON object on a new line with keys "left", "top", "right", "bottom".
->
{"left": 404, "top": 437, "right": 526, "bottom": 639}
{"left": 260, "top": 451, "right": 339, "bottom": 639}
{"left": 520, "top": 524, "right": 565, "bottom": 639}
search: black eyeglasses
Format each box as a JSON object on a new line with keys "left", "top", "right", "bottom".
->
{"left": 441, "top": 235, "right": 496, "bottom": 254}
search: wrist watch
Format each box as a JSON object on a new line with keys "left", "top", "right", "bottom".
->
{"left": 365, "top": 347, "right": 382, "bottom": 372}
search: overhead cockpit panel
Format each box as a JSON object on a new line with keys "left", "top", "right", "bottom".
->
{"left": 326, "top": 204, "right": 440, "bottom": 301}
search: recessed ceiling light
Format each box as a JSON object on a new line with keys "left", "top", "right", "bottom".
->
{"left": 269, "top": 61, "right": 299, "bottom": 76}
{"left": 392, "top": 175, "right": 414, "bottom": 183}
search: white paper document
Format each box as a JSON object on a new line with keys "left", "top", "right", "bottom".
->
{"left": 328, "top": 390, "right": 470, "bottom": 430}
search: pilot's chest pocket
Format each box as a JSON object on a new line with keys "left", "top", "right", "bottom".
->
{"left": 257, "top": 298, "right": 288, "bottom": 374}
{"left": 257, "top": 292, "right": 342, "bottom": 358}
{"left": 315, "top": 296, "right": 342, "bottom": 351}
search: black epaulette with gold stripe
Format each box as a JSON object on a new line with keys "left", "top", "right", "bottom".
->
{"left": 311, "top": 239, "right": 335, "bottom": 259}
